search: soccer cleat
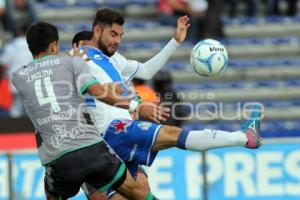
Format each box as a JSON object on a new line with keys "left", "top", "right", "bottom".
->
{"left": 241, "top": 105, "right": 262, "bottom": 149}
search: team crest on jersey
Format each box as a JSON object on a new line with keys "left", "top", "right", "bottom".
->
{"left": 111, "top": 120, "right": 132, "bottom": 134}
{"left": 137, "top": 122, "right": 152, "bottom": 131}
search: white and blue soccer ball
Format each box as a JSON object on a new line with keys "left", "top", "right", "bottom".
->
{"left": 190, "top": 39, "right": 228, "bottom": 77}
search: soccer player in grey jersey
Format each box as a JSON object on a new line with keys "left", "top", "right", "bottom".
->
{"left": 12, "top": 22, "right": 158, "bottom": 200}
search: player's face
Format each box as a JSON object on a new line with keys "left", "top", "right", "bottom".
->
{"left": 98, "top": 23, "right": 124, "bottom": 56}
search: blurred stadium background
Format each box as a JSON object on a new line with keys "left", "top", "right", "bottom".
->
{"left": 0, "top": 0, "right": 300, "bottom": 199}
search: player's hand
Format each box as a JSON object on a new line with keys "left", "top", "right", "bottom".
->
{"left": 174, "top": 15, "right": 190, "bottom": 44}
{"left": 137, "top": 103, "right": 170, "bottom": 124}
{"left": 67, "top": 40, "right": 91, "bottom": 62}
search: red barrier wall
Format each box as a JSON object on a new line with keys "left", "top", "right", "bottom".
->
{"left": 0, "top": 132, "right": 35, "bottom": 151}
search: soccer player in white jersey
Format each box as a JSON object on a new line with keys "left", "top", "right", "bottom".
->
{"left": 81, "top": 8, "right": 263, "bottom": 200}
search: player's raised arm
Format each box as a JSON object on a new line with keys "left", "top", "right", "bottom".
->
{"left": 131, "top": 15, "right": 190, "bottom": 80}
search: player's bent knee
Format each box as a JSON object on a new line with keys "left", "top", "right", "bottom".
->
{"left": 136, "top": 172, "right": 150, "bottom": 192}
{"left": 114, "top": 170, "right": 148, "bottom": 199}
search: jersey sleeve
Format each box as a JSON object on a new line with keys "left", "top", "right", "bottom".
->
{"left": 134, "top": 38, "right": 180, "bottom": 80}
{"left": 72, "top": 56, "right": 99, "bottom": 95}
{"left": 112, "top": 52, "right": 139, "bottom": 82}
{"left": 121, "top": 60, "right": 140, "bottom": 82}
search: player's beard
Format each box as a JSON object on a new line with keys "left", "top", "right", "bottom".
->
{"left": 97, "top": 37, "right": 117, "bottom": 57}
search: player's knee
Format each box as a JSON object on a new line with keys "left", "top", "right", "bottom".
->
{"left": 136, "top": 173, "right": 150, "bottom": 191}
{"left": 116, "top": 171, "right": 148, "bottom": 199}
{"left": 132, "top": 184, "right": 148, "bottom": 198}
{"left": 122, "top": 181, "right": 147, "bottom": 199}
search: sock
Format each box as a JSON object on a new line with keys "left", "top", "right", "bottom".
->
{"left": 177, "top": 129, "right": 247, "bottom": 151}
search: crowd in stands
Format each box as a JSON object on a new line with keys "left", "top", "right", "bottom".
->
{"left": 0, "top": 0, "right": 36, "bottom": 36}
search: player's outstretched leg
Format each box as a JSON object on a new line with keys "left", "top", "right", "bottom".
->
{"left": 152, "top": 104, "right": 263, "bottom": 152}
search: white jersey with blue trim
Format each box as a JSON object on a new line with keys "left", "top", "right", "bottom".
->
{"left": 85, "top": 47, "right": 136, "bottom": 134}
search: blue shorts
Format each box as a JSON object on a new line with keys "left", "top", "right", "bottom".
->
{"left": 104, "top": 119, "right": 162, "bottom": 177}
